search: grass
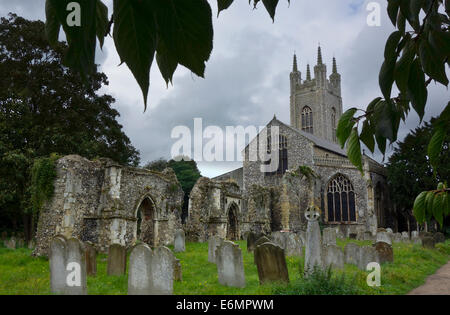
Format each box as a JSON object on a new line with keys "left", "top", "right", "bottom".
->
{"left": 0, "top": 239, "right": 449, "bottom": 295}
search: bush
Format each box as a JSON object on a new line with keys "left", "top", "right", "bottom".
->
{"left": 273, "top": 267, "right": 362, "bottom": 295}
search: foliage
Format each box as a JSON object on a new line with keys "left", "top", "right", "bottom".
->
{"left": 30, "top": 154, "right": 59, "bottom": 215}
{"left": 387, "top": 120, "right": 450, "bottom": 226}
{"left": 44, "top": 0, "right": 291, "bottom": 108}
{"left": 335, "top": 0, "right": 450, "bottom": 224}
{"left": 273, "top": 266, "right": 362, "bottom": 295}
{"left": 413, "top": 182, "right": 450, "bottom": 227}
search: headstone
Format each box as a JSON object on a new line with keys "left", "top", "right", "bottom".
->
{"left": 356, "top": 231, "right": 365, "bottom": 241}
{"left": 422, "top": 236, "right": 435, "bottom": 249}
{"left": 322, "top": 245, "right": 344, "bottom": 269}
{"left": 322, "top": 228, "right": 337, "bottom": 246}
{"left": 208, "top": 236, "right": 223, "bottom": 263}
{"left": 386, "top": 228, "right": 393, "bottom": 234}
{"left": 284, "top": 233, "right": 302, "bottom": 257}
{"left": 215, "top": 241, "right": 246, "bottom": 288}
{"left": 16, "top": 238, "right": 24, "bottom": 248}
{"left": 392, "top": 233, "right": 402, "bottom": 243}
{"left": 253, "top": 236, "right": 272, "bottom": 263}
{"left": 304, "top": 207, "right": 322, "bottom": 275}
{"left": 28, "top": 240, "right": 36, "bottom": 250}
{"left": 335, "top": 228, "right": 345, "bottom": 239}
{"left": 433, "top": 232, "right": 445, "bottom": 244}
{"left": 411, "top": 231, "right": 422, "bottom": 245}
{"left": 377, "top": 228, "right": 387, "bottom": 233}
{"left": 50, "top": 237, "right": 67, "bottom": 294}
{"left": 401, "top": 232, "right": 410, "bottom": 243}
{"left": 411, "top": 231, "right": 419, "bottom": 238}
{"left": 107, "top": 244, "right": 127, "bottom": 276}
{"left": 5, "top": 238, "right": 16, "bottom": 249}
{"left": 358, "top": 246, "right": 379, "bottom": 270}
{"left": 85, "top": 242, "right": 97, "bottom": 276}
{"left": 174, "top": 229, "right": 186, "bottom": 253}
{"left": 174, "top": 258, "right": 182, "bottom": 281}
{"left": 373, "top": 242, "right": 394, "bottom": 264}
{"left": 254, "top": 242, "right": 289, "bottom": 284}
{"left": 151, "top": 247, "right": 175, "bottom": 295}
{"left": 376, "top": 232, "right": 392, "bottom": 245}
{"left": 65, "top": 238, "right": 87, "bottom": 295}
{"left": 419, "top": 231, "right": 433, "bottom": 240}
{"left": 128, "top": 244, "right": 153, "bottom": 295}
{"left": 271, "top": 231, "right": 286, "bottom": 249}
{"left": 298, "top": 231, "right": 306, "bottom": 245}
{"left": 246, "top": 232, "right": 259, "bottom": 252}
{"left": 344, "top": 243, "right": 360, "bottom": 266}
{"left": 363, "top": 231, "right": 374, "bottom": 242}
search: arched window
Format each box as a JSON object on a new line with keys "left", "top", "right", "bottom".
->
{"left": 302, "top": 106, "right": 313, "bottom": 134}
{"left": 331, "top": 107, "right": 337, "bottom": 143}
{"left": 326, "top": 174, "right": 356, "bottom": 223}
{"left": 265, "top": 135, "right": 288, "bottom": 176}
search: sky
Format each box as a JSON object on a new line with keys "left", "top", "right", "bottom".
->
{"left": 1, "top": 0, "right": 448, "bottom": 177}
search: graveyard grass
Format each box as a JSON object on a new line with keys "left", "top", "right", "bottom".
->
{"left": 0, "top": 240, "right": 449, "bottom": 295}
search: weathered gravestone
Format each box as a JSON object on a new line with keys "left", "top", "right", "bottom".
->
{"left": 174, "top": 229, "right": 186, "bottom": 253}
{"left": 128, "top": 244, "right": 153, "bottom": 295}
{"left": 422, "top": 236, "right": 435, "bottom": 249}
{"left": 271, "top": 231, "right": 286, "bottom": 249}
{"left": 386, "top": 228, "right": 393, "bottom": 234}
{"left": 5, "top": 238, "right": 16, "bottom": 249}
{"left": 344, "top": 243, "right": 360, "bottom": 266}
{"left": 322, "top": 244, "right": 344, "bottom": 269}
{"left": 215, "top": 241, "right": 246, "bottom": 288}
{"left": 65, "top": 238, "right": 87, "bottom": 295}
{"left": 401, "top": 232, "right": 410, "bottom": 243}
{"left": 107, "top": 244, "right": 127, "bottom": 276}
{"left": 208, "top": 236, "right": 223, "bottom": 263}
{"left": 392, "top": 233, "right": 402, "bottom": 243}
{"left": 304, "top": 207, "right": 322, "bottom": 275}
{"left": 363, "top": 231, "right": 374, "bottom": 242}
{"left": 85, "top": 242, "right": 97, "bottom": 276}
{"left": 358, "top": 246, "right": 379, "bottom": 270}
{"left": 433, "top": 232, "right": 445, "bottom": 244}
{"left": 253, "top": 236, "right": 272, "bottom": 263}
{"left": 373, "top": 242, "right": 394, "bottom": 264}
{"left": 411, "top": 231, "right": 422, "bottom": 245}
{"left": 174, "top": 258, "right": 182, "bottom": 282}
{"left": 254, "top": 242, "right": 289, "bottom": 284}
{"left": 28, "top": 240, "right": 36, "bottom": 250}
{"left": 376, "top": 231, "right": 392, "bottom": 245}
{"left": 246, "top": 232, "right": 259, "bottom": 253}
{"left": 322, "top": 228, "right": 337, "bottom": 246}
{"left": 284, "top": 233, "right": 302, "bottom": 257}
{"left": 50, "top": 237, "right": 87, "bottom": 295}
{"left": 151, "top": 247, "right": 175, "bottom": 295}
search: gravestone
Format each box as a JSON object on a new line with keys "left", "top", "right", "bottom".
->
{"left": 253, "top": 236, "right": 272, "bottom": 264}
{"left": 208, "top": 236, "right": 223, "bottom": 263}
{"left": 356, "top": 231, "right": 365, "bottom": 241}
{"left": 298, "top": 231, "right": 306, "bottom": 245}
{"left": 411, "top": 231, "right": 422, "bottom": 245}
{"left": 322, "top": 245, "right": 344, "bottom": 269}
{"left": 401, "top": 232, "right": 410, "bottom": 243}
{"left": 335, "top": 228, "right": 345, "bottom": 239}
{"left": 215, "top": 241, "right": 246, "bottom": 288}
{"left": 5, "top": 238, "right": 16, "bottom": 249}
{"left": 304, "top": 207, "right": 322, "bottom": 275}
{"left": 358, "top": 246, "right": 379, "bottom": 270}
{"left": 151, "top": 247, "right": 175, "bottom": 295}
{"left": 322, "top": 228, "right": 337, "bottom": 246}
{"left": 174, "top": 229, "right": 186, "bottom": 253}
{"left": 433, "top": 232, "right": 445, "bottom": 244}
{"left": 386, "top": 228, "right": 393, "bottom": 234}
{"left": 65, "top": 238, "right": 87, "bottom": 295}
{"left": 363, "top": 231, "right": 374, "bottom": 242}
{"left": 28, "top": 240, "right": 36, "bottom": 250}
{"left": 422, "top": 237, "right": 435, "bottom": 249}
{"left": 373, "top": 242, "right": 393, "bottom": 264}
{"left": 392, "top": 233, "right": 402, "bottom": 243}
{"left": 344, "top": 243, "right": 360, "bottom": 266}
{"left": 284, "top": 233, "right": 302, "bottom": 257}
{"left": 271, "top": 231, "right": 286, "bottom": 249}
{"left": 107, "top": 244, "right": 127, "bottom": 276}
{"left": 254, "top": 242, "right": 289, "bottom": 284}
{"left": 85, "top": 242, "right": 97, "bottom": 276}
{"left": 376, "top": 232, "right": 392, "bottom": 245}
{"left": 128, "top": 244, "right": 153, "bottom": 295}
{"left": 174, "top": 258, "right": 182, "bottom": 281}
{"left": 50, "top": 237, "right": 67, "bottom": 294}
{"left": 246, "top": 232, "right": 259, "bottom": 252}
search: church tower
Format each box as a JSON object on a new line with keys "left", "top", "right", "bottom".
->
{"left": 289, "top": 46, "right": 343, "bottom": 143}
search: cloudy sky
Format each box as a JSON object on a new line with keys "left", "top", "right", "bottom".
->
{"left": 1, "top": 0, "right": 448, "bottom": 177}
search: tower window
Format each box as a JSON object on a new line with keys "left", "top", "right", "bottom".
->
{"left": 326, "top": 174, "right": 356, "bottom": 223}
{"left": 302, "top": 106, "right": 313, "bottom": 134}
{"left": 265, "top": 135, "right": 288, "bottom": 176}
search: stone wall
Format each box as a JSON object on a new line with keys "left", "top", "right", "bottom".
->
{"left": 34, "top": 155, "right": 184, "bottom": 256}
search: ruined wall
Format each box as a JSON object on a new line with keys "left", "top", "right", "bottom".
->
{"left": 34, "top": 155, "right": 183, "bottom": 256}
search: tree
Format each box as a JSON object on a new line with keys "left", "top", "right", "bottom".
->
{"left": 145, "top": 157, "right": 201, "bottom": 222}
{"left": 0, "top": 14, "right": 140, "bottom": 239}
{"left": 387, "top": 120, "right": 450, "bottom": 230}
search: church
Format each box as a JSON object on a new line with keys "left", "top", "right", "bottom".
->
{"left": 185, "top": 47, "right": 392, "bottom": 242}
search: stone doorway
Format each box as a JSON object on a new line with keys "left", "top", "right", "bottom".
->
{"left": 137, "top": 197, "right": 156, "bottom": 246}
{"left": 227, "top": 203, "right": 239, "bottom": 241}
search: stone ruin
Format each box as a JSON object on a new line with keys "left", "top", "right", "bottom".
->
{"left": 34, "top": 155, "right": 184, "bottom": 256}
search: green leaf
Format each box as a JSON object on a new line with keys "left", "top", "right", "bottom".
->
{"left": 407, "top": 58, "right": 427, "bottom": 121}
{"left": 217, "top": 0, "right": 234, "bottom": 17}
{"left": 153, "top": 0, "right": 213, "bottom": 79}
{"left": 347, "top": 128, "right": 363, "bottom": 173}
{"left": 419, "top": 37, "right": 449, "bottom": 86}
{"left": 360, "top": 120, "right": 376, "bottom": 153}
{"left": 425, "top": 190, "right": 435, "bottom": 220}
{"left": 428, "top": 126, "right": 446, "bottom": 169}
{"left": 413, "top": 191, "right": 427, "bottom": 223}
{"left": 45, "top": 0, "right": 61, "bottom": 46}
{"left": 262, "top": 0, "right": 280, "bottom": 22}
{"left": 387, "top": 0, "right": 400, "bottom": 26}
{"left": 432, "top": 193, "right": 444, "bottom": 227}
{"left": 96, "top": 0, "right": 109, "bottom": 49}
{"left": 113, "top": 0, "right": 157, "bottom": 109}
{"left": 156, "top": 40, "right": 178, "bottom": 87}
{"left": 380, "top": 31, "right": 402, "bottom": 100}
{"left": 336, "top": 108, "right": 357, "bottom": 148}
{"left": 394, "top": 38, "right": 416, "bottom": 94}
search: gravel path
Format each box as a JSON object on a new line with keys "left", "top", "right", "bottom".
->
{"left": 407, "top": 261, "right": 450, "bottom": 295}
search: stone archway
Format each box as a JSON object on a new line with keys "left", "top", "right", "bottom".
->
{"left": 136, "top": 196, "right": 156, "bottom": 246}
{"left": 227, "top": 203, "right": 239, "bottom": 241}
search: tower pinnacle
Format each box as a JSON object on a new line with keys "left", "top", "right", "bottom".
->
{"left": 306, "top": 64, "right": 311, "bottom": 81}
{"left": 293, "top": 53, "right": 298, "bottom": 72}
{"left": 317, "top": 45, "right": 323, "bottom": 65}
{"left": 332, "top": 57, "right": 338, "bottom": 74}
